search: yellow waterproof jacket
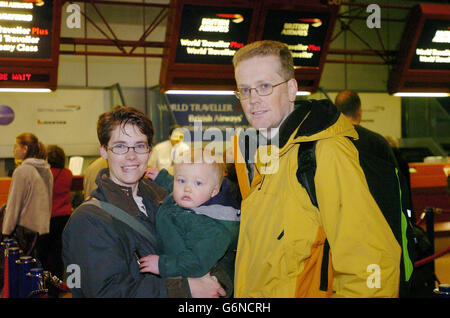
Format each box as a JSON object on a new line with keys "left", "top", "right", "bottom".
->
{"left": 233, "top": 100, "right": 401, "bottom": 298}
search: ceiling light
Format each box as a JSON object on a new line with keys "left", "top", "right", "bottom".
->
{"left": 394, "top": 92, "right": 449, "bottom": 97}
{"left": 0, "top": 88, "right": 52, "bottom": 93}
{"left": 165, "top": 90, "right": 235, "bottom": 95}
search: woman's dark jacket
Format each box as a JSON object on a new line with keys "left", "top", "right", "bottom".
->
{"left": 63, "top": 169, "right": 201, "bottom": 297}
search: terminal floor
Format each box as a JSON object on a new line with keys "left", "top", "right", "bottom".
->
{"left": 435, "top": 235, "right": 450, "bottom": 285}
{"left": 58, "top": 235, "right": 450, "bottom": 298}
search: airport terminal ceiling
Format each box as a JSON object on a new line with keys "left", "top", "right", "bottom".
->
{"left": 57, "top": 0, "right": 449, "bottom": 64}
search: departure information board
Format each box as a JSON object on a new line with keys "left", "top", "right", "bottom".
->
{"left": 0, "top": 0, "right": 61, "bottom": 90}
{"left": 160, "top": 0, "right": 337, "bottom": 92}
{"left": 175, "top": 4, "right": 253, "bottom": 65}
{"left": 0, "top": 0, "right": 55, "bottom": 59}
{"left": 387, "top": 3, "right": 450, "bottom": 94}
{"left": 262, "top": 9, "right": 331, "bottom": 68}
{"left": 409, "top": 18, "right": 450, "bottom": 70}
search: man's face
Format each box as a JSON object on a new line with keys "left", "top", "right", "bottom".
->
{"left": 170, "top": 130, "right": 184, "bottom": 146}
{"left": 234, "top": 55, "right": 297, "bottom": 131}
{"left": 173, "top": 163, "right": 220, "bottom": 209}
{"left": 100, "top": 123, "right": 150, "bottom": 192}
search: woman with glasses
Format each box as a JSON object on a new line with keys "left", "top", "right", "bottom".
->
{"left": 62, "top": 106, "right": 227, "bottom": 298}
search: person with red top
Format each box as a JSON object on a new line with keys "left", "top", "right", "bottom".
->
{"left": 47, "top": 145, "right": 73, "bottom": 282}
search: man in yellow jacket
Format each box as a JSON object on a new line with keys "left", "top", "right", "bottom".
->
{"left": 231, "top": 40, "right": 401, "bottom": 298}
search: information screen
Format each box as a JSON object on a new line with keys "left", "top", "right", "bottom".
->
{"left": 409, "top": 19, "right": 450, "bottom": 70}
{"left": 0, "top": 71, "right": 49, "bottom": 82}
{"left": 174, "top": 4, "right": 253, "bottom": 65}
{"left": 262, "top": 9, "right": 331, "bottom": 68}
{"left": 0, "top": 0, "right": 54, "bottom": 59}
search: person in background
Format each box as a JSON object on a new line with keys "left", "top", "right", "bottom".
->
{"left": 2, "top": 133, "right": 53, "bottom": 264}
{"left": 47, "top": 145, "right": 73, "bottom": 283}
{"left": 63, "top": 106, "right": 226, "bottom": 297}
{"left": 385, "top": 135, "right": 412, "bottom": 192}
{"left": 231, "top": 40, "right": 400, "bottom": 297}
{"left": 83, "top": 157, "right": 108, "bottom": 199}
{"left": 334, "top": 90, "right": 398, "bottom": 166}
{"left": 148, "top": 124, "right": 190, "bottom": 175}
{"left": 142, "top": 149, "right": 239, "bottom": 297}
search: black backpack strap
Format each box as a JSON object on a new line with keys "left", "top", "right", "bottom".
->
{"left": 81, "top": 200, "right": 157, "bottom": 247}
{"left": 297, "top": 140, "right": 329, "bottom": 292}
{"left": 296, "top": 141, "right": 318, "bottom": 208}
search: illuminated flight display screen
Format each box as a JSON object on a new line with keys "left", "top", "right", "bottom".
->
{"left": 262, "top": 9, "right": 331, "bottom": 68}
{"left": 174, "top": 4, "right": 253, "bottom": 65}
{"left": 0, "top": 0, "right": 54, "bottom": 59}
{"left": 409, "top": 19, "right": 450, "bottom": 70}
{"left": 0, "top": 71, "right": 49, "bottom": 82}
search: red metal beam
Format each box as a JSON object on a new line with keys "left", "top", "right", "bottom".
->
{"left": 326, "top": 59, "right": 387, "bottom": 65}
{"left": 59, "top": 50, "right": 163, "bottom": 58}
{"left": 338, "top": 15, "right": 406, "bottom": 22}
{"left": 327, "top": 49, "right": 395, "bottom": 56}
{"left": 60, "top": 37, "right": 165, "bottom": 48}
{"left": 341, "top": 1, "right": 411, "bottom": 10}
{"left": 88, "top": 0, "right": 126, "bottom": 53}
{"left": 62, "top": 0, "right": 168, "bottom": 8}
{"left": 129, "top": 8, "right": 168, "bottom": 55}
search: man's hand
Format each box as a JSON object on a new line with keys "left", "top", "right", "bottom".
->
{"left": 188, "top": 273, "right": 226, "bottom": 298}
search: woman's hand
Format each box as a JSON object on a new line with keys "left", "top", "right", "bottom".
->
{"left": 188, "top": 273, "right": 226, "bottom": 298}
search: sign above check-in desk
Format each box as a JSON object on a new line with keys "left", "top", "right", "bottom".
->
{"left": 0, "top": 0, "right": 54, "bottom": 59}
{"left": 409, "top": 19, "right": 450, "bottom": 71}
{"left": 160, "top": 0, "right": 338, "bottom": 93}
{"left": 261, "top": 10, "right": 331, "bottom": 69}
{"left": 388, "top": 3, "right": 450, "bottom": 94}
{"left": 0, "top": 0, "right": 61, "bottom": 90}
{"left": 174, "top": 4, "right": 253, "bottom": 65}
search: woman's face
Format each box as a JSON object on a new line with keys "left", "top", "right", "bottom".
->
{"left": 99, "top": 123, "right": 151, "bottom": 194}
{"left": 13, "top": 139, "right": 27, "bottom": 160}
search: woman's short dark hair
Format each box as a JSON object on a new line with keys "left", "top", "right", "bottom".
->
{"left": 97, "top": 106, "right": 154, "bottom": 147}
{"left": 16, "top": 133, "right": 47, "bottom": 160}
{"left": 47, "top": 145, "right": 66, "bottom": 169}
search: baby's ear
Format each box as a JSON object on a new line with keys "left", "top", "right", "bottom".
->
{"left": 211, "top": 184, "right": 220, "bottom": 197}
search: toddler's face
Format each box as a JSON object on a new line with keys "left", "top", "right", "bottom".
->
{"left": 173, "top": 163, "right": 220, "bottom": 209}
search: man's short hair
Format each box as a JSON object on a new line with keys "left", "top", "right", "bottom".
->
{"left": 97, "top": 105, "right": 154, "bottom": 147}
{"left": 334, "top": 90, "right": 361, "bottom": 118}
{"left": 232, "top": 40, "right": 294, "bottom": 80}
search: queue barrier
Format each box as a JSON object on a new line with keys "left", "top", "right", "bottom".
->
{"left": 1, "top": 238, "right": 69, "bottom": 298}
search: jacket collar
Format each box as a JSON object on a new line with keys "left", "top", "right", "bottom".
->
{"left": 278, "top": 99, "right": 341, "bottom": 148}
{"left": 92, "top": 168, "right": 168, "bottom": 217}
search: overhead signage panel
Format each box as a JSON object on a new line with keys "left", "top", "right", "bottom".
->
{"left": 174, "top": 4, "right": 253, "bottom": 65}
{"left": 0, "top": 0, "right": 54, "bottom": 59}
{"left": 262, "top": 9, "right": 331, "bottom": 68}
{"left": 409, "top": 19, "right": 450, "bottom": 70}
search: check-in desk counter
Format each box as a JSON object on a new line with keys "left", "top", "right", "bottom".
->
{"left": 0, "top": 176, "right": 84, "bottom": 207}
{"left": 409, "top": 162, "right": 450, "bottom": 235}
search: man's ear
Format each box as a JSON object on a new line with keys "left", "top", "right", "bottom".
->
{"left": 288, "top": 78, "right": 298, "bottom": 102}
{"left": 99, "top": 145, "right": 108, "bottom": 160}
{"left": 356, "top": 107, "right": 363, "bottom": 124}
